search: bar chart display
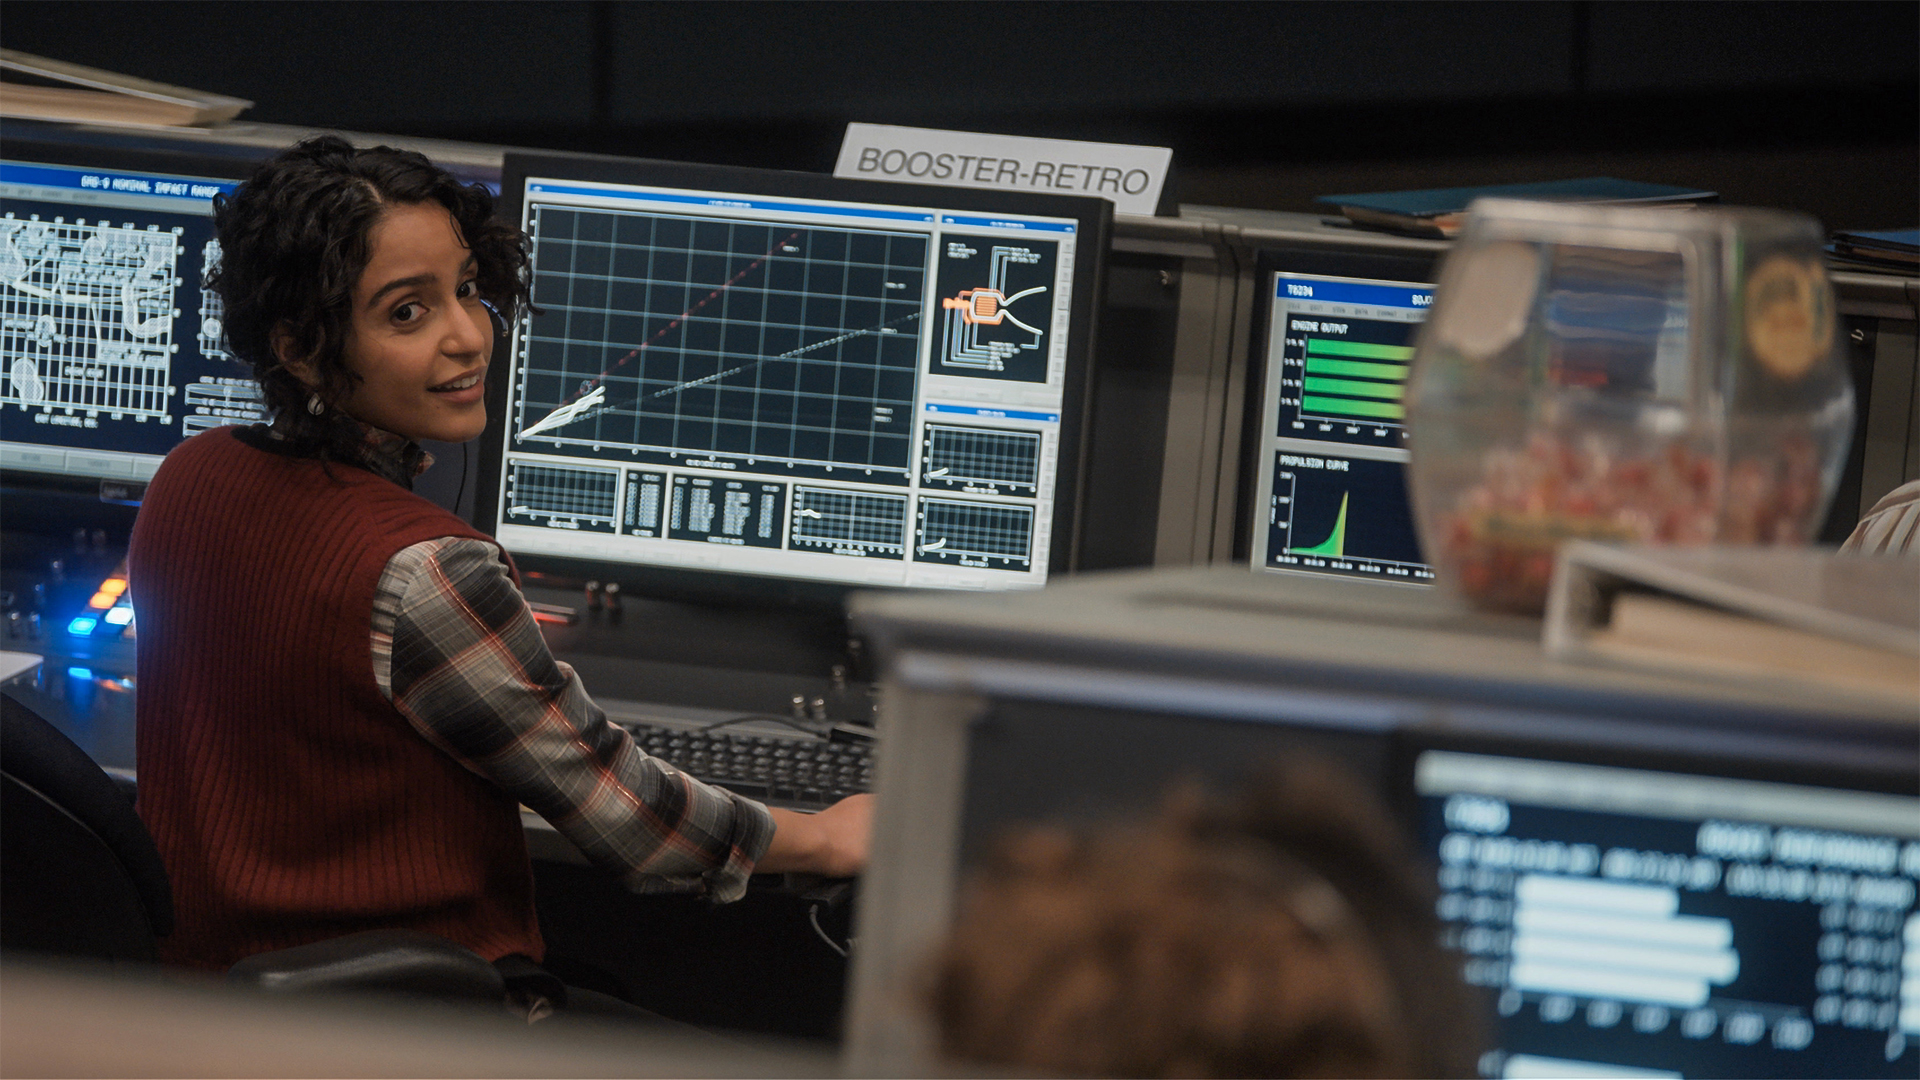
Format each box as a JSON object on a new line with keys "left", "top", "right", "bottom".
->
{"left": 1265, "top": 451, "right": 1431, "bottom": 582}
{"left": 1269, "top": 275, "right": 1429, "bottom": 450}
{"left": 1417, "top": 751, "right": 1920, "bottom": 1079}
{"left": 1250, "top": 272, "right": 1434, "bottom": 584}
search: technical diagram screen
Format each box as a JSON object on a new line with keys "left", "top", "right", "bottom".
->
{"left": 479, "top": 154, "right": 1107, "bottom": 596}
{"left": 1248, "top": 269, "right": 1436, "bottom": 585}
{"left": 1, "top": 153, "right": 263, "bottom": 484}
{"left": 1414, "top": 749, "right": 1919, "bottom": 1079}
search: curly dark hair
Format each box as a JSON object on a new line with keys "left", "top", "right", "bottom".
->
{"left": 209, "top": 134, "right": 532, "bottom": 453}
{"left": 930, "top": 762, "right": 1485, "bottom": 1078}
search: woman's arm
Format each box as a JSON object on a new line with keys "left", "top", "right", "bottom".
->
{"left": 758, "top": 795, "right": 873, "bottom": 878}
{"left": 373, "top": 538, "right": 789, "bottom": 898}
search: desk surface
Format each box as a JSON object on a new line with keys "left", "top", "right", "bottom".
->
{"left": 857, "top": 565, "right": 1916, "bottom": 717}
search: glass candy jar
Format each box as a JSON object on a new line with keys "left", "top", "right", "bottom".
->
{"left": 1405, "top": 199, "right": 1854, "bottom": 614}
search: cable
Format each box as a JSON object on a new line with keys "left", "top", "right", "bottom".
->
{"left": 809, "top": 903, "right": 850, "bottom": 958}
{"left": 456, "top": 439, "right": 470, "bottom": 520}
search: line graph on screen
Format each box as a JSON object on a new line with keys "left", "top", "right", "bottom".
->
{"left": 514, "top": 205, "right": 931, "bottom": 479}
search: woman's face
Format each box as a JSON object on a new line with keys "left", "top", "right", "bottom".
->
{"left": 338, "top": 202, "right": 492, "bottom": 444}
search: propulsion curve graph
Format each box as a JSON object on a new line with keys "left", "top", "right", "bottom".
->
{"left": 513, "top": 206, "right": 929, "bottom": 479}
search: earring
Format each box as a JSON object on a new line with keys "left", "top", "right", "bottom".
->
{"left": 307, "top": 393, "right": 324, "bottom": 416}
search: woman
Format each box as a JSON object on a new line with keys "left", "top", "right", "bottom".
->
{"left": 129, "top": 136, "right": 869, "bottom": 976}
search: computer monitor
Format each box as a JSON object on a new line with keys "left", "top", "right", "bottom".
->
{"left": 476, "top": 153, "right": 1110, "bottom": 608}
{"left": 1241, "top": 247, "right": 1440, "bottom": 586}
{"left": 0, "top": 141, "right": 263, "bottom": 490}
{"left": 1402, "top": 732, "right": 1919, "bottom": 1079}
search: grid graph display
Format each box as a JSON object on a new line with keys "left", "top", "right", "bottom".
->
{"left": 790, "top": 486, "right": 908, "bottom": 559}
{"left": 503, "top": 460, "right": 620, "bottom": 532}
{"left": 921, "top": 424, "right": 1041, "bottom": 495}
{"left": 914, "top": 498, "right": 1033, "bottom": 570}
{"left": 2, "top": 215, "right": 182, "bottom": 419}
{"left": 514, "top": 206, "right": 928, "bottom": 482}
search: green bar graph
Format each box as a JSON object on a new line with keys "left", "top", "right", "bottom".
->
{"left": 1290, "top": 492, "right": 1348, "bottom": 557}
{"left": 1304, "top": 376, "right": 1406, "bottom": 401}
{"left": 1304, "top": 356, "right": 1407, "bottom": 381}
{"left": 1307, "top": 339, "right": 1416, "bottom": 362}
{"left": 1301, "top": 395, "right": 1405, "bottom": 420}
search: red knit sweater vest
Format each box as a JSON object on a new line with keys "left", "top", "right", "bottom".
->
{"left": 129, "top": 428, "right": 543, "bottom": 971}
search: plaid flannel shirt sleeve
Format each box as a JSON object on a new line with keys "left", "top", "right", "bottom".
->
{"left": 370, "top": 538, "right": 774, "bottom": 901}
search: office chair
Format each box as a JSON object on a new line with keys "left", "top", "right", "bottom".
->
{"left": 0, "top": 690, "right": 505, "bottom": 1003}
{"left": 1, "top": 690, "right": 172, "bottom": 961}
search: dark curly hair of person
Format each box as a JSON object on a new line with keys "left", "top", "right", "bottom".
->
{"left": 209, "top": 134, "right": 533, "bottom": 455}
{"left": 929, "top": 761, "right": 1485, "bottom": 1078}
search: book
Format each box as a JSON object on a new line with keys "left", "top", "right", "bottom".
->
{"left": 0, "top": 49, "right": 251, "bottom": 128}
{"left": 1544, "top": 542, "right": 1919, "bottom": 709}
{"left": 1317, "top": 177, "right": 1718, "bottom": 239}
{"left": 1827, "top": 228, "right": 1919, "bottom": 272}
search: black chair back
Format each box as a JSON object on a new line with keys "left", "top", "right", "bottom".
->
{"left": 1, "top": 690, "right": 173, "bottom": 961}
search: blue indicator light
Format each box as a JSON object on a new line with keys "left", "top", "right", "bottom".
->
{"left": 66, "top": 666, "right": 94, "bottom": 680}
{"left": 67, "top": 616, "right": 98, "bottom": 636}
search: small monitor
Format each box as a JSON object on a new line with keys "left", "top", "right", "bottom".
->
{"left": 1407, "top": 739, "right": 1919, "bottom": 1079}
{"left": 1242, "top": 248, "right": 1438, "bottom": 586}
{"left": 1, "top": 142, "right": 263, "bottom": 489}
{"left": 477, "top": 153, "right": 1109, "bottom": 606}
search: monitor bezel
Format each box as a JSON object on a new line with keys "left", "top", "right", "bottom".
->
{"left": 1234, "top": 245, "right": 1444, "bottom": 570}
{"left": 478, "top": 151, "right": 1112, "bottom": 612}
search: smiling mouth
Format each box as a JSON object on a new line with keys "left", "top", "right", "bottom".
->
{"left": 430, "top": 372, "right": 483, "bottom": 393}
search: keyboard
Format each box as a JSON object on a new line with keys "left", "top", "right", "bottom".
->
{"left": 618, "top": 717, "right": 874, "bottom": 810}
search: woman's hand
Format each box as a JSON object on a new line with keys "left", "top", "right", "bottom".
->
{"left": 759, "top": 794, "right": 874, "bottom": 878}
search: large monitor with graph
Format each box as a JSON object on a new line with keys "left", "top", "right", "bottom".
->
{"left": 1242, "top": 247, "right": 1439, "bottom": 586}
{"left": 1, "top": 140, "right": 263, "bottom": 489}
{"left": 477, "top": 153, "right": 1109, "bottom": 603}
{"left": 1405, "top": 735, "right": 1919, "bottom": 1079}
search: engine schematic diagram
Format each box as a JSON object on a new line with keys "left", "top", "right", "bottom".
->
{"left": 934, "top": 236, "right": 1058, "bottom": 382}
{"left": 2, "top": 214, "right": 181, "bottom": 421}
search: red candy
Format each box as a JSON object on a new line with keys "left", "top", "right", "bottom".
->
{"left": 1432, "top": 432, "right": 1824, "bottom": 614}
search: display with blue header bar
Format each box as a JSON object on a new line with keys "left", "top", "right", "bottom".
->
{"left": 925, "top": 403, "right": 1061, "bottom": 423}
{"left": 526, "top": 182, "right": 938, "bottom": 223}
{"left": 940, "top": 215, "right": 1076, "bottom": 232}
{"left": 0, "top": 161, "right": 235, "bottom": 203}
{"left": 2, "top": 148, "right": 268, "bottom": 484}
{"left": 1275, "top": 276, "right": 1433, "bottom": 311}
{"left": 491, "top": 153, "right": 1096, "bottom": 593}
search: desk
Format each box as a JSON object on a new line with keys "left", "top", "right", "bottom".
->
{"left": 842, "top": 564, "right": 1918, "bottom": 1076}
{"left": 3, "top": 652, "right": 855, "bottom": 1042}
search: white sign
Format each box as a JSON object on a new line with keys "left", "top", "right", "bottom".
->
{"left": 834, "top": 123, "right": 1171, "bottom": 217}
